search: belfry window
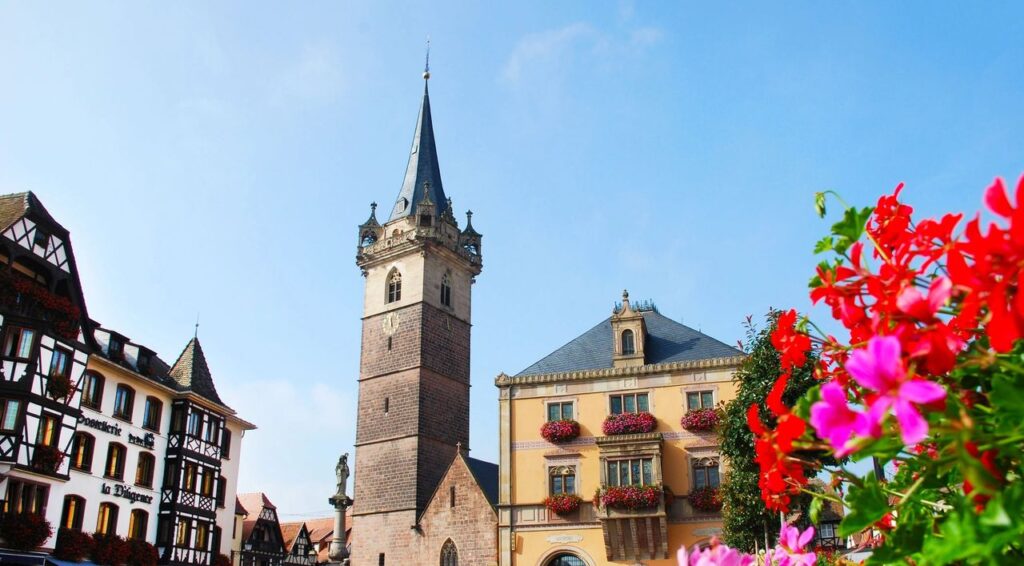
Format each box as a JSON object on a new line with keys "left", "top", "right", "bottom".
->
{"left": 440, "top": 274, "right": 452, "bottom": 307}
{"left": 621, "top": 329, "right": 635, "bottom": 355}
{"left": 387, "top": 271, "right": 402, "bottom": 303}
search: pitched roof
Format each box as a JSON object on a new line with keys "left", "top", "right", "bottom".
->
{"left": 0, "top": 192, "right": 65, "bottom": 234}
{"left": 466, "top": 456, "right": 499, "bottom": 507}
{"left": 300, "top": 516, "right": 337, "bottom": 543}
{"left": 279, "top": 523, "right": 306, "bottom": 552}
{"left": 388, "top": 81, "right": 449, "bottom": 221}
{"left": 168, "top": 337, "right": 225, "bottom": 405}
{"left": 236, "top": 492, "right": 276, "bottom": 514}
{"left": 517, "top": 310, "right": 742, "bottom": 377}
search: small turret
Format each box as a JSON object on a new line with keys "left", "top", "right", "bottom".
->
{"left": 459, "top": 210, "right": 482, "bottom": 261}
{"left": 357, "top": 202, "right": 382, "bottom": 247}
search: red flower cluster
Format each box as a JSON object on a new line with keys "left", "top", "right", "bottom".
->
{"left": 3, "top": 270, "right": 82, "bottom": 340}
{"left": 540, "top": 420, "right": 580, "bottom": 443}
{"left": 32, "top": 444, "right": 65, "bottom": 474}
{"left": 543, "top": 494, "right": 582, "bottom": 515}
{"left": 91, "top": 533, "right": 130, "bottom": 566}
{"left": 47, "top": 373, "right": 73, "bottom": 400}
{"left": 0, "top": 512, "right": 52, "bottom": 551}
{"left": 680, "top": 407, "right": 721, "bottom": 431}
{"left": 689, "top": 486, "right": 723, "bottom": 512}
{"left": 127, "top": 538, "right": 159, "bottom": 566}
{"left": 55, "top": 528, "right": 96, "bottom": 562}
{"left": 962, "top": 441, "right": 1005, "bottom": 513}
{"left": 602, "top": 412, "right": 657, "bottom": 435}
{"left": 213, "top": 555, "right": 233, "bottom": 566}
{"left": 748, "top": 315, "right": 811, "bottom": 514}
{"left": 600, "top": 485, "right": 661, "bottom": 510}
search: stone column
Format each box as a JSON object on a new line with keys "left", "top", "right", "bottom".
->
{"left": 328, "top": 494, "right": 352, "bottom": 562}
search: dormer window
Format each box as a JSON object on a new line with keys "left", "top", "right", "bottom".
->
{"left": 419, "top": 214, "right": 433, "bottom": 227}
{"left": 387, "top": 271, "right": 402, "bottom": 303}
{"left": 33, "top": 229, "right": 49, "bottom": 250}
{"left": 621, "top": 329, "right": 635, "bottom": 355}
{"left": 440, "top": 274, "right": 452, "bottom": 307}
{"left": 108, "top": 339, "right": 124, "bottom": 361}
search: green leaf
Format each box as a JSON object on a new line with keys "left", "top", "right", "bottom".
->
{"left": 830, "top": 205, "right": 874, "bottom": 254}
{"left": 814, "top": 192, "right": 827, "bottom": 218}
{"left": 808, "top": 495, "right": 823, "bottom": 524}
{"left": 839, "top": 473, "right": 889, "bottom": 537}
{"left": 813, "top": 236, "right": 834, "bottom": 254}
{"left": 990, "top": 375, "right": 1024, "bottom": 415}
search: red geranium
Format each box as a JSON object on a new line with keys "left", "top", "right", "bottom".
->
{"left": 680, "top": 407, "right": 721, "bottom": 432}
{"left": 127, "top": 539, "right": 159, "bottom": 566}
{"left": 540, "top": 420, "right": 580, "bottom": 443}
{"left": 55, "top": 528, "right": 96, "bottom": 561}
{"left": 91, "top": 533, "right": 130, "bottom": 566}
{"left": 600, "top": 485, "right": 661, "bottom": 510}
{"left": 0, "top": 512, "right": 52, "bottom": 551}
{"left": 689, "top": 486, "right": 723, "bottom": 512}
{"left": 543, "top": 494, "right": 582, "bottom": 515}
{"left": 602, "top": 412, "right": 657, "bottom": 435}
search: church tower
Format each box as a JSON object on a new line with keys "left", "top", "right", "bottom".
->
{"left": 351, "top": 67, "right": 483, "bottom": 565}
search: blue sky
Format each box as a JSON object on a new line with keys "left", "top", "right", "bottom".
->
{"left": 2, "top": 2, "right": 1022, "bottom": 519}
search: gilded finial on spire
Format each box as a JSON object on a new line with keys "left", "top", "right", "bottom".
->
{"left": 423, "top": 36, "right": 431, "bottom": 81}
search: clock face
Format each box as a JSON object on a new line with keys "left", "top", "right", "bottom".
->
{"left": 382, "top": 312, "right": 400, "bottom": 336}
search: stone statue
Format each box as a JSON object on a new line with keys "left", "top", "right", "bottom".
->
{"left": 335, "top": 453, "right": 350, "bottom": 497}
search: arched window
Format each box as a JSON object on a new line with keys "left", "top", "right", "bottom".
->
{"left": 546, "top": 554, "right": 586, "bottom": 566}
{"left": 113, "top": 384, "right": 135, "bottom": 421}
{"left": 70, "top": 432, "right": 95, "bottom": 472}
{"left": 549, "top": 465, "right": 577, "bottom": 495}
{"left": 439, "top": 539, "right": 458, "bottom": 566}
{"left": 387, "top": 270, "right": 402, "bottom": 303}
{"left": 61, "top": 495, "right": 85, "bottom": 530}
{"left": 143, "top": 396, "right": 162, "bottom": 431}
{"left": 692, "top": 456, "right": 721, "bottom": 489}
{"left": 440, "top": 273, "right": 452, "bottom": 307}
{"left": 96, "top": 502, "right": 119, "bottom": 535}
{"left": 128, "top": 509, "right": 148, "bottom": 540}
{"left": 136, "top": 452, "right": 155, "bottom": 488}
{"left": 621, "top": 329, "right": 635, "bottom": 355}
{"left": 105, "top": 443, "right": 126, "bottom": 480}
{"left": 81, "top": 371, "right": 105, "bottom": 409}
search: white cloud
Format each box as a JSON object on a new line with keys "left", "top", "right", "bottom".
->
{"left": 501, "top": 22, "right": 595, "bottom": 85}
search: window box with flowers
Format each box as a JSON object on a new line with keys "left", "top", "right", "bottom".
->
{"left": 599, "top": 485, "right": 662, "bottom": 510}
{"left": 55, "top": 528, "right": 96, "bottom": 561}
{"left": 543, "top": 494, "right": 582, "bottom": 516}
{"left": 689, "top": 486, "right": 722, "bottom": 513}
{"left": 602, "top": 412, "right": 657, "bottom": 435}
{"left": 0, "top": 270, "right": 81, "bottom": 341}
{"left": 47, "top": 373, "right": 73, "bottom": 400}
{"left": 680, "top": 407, "right": 721, "bottom": 432}
{"left": 32, "top": 444, "right": 65, "bottom": 474}
{"left": 540, "top": 420, "right": 580, "bottom": 443}
{"left": 0, "top": 512, "right": 52, "bottom": 551}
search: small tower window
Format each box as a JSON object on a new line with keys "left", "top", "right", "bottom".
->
{"left": 440, "top": 274, "right": 452, "bottom": 307}
{"left": 419, "top": 214, "right": 433, "bottom": 227}
{"left": 621, "top": 329, "right": 635, "bottom": 355}
{"left": 387, "top": 271, "right": 402, "bottom": 303}
{"left": 449, "top": 485, "right": 456, "bottom": 508}
{"left": 384, "top": 397, "right": 390, "bottom": 414}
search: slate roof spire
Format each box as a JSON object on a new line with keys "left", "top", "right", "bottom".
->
{"left": 168, "top": 337, "right": 225, "bottom": 405}
{"left": 389, "top": 64, "right": 449, "bottom": 221}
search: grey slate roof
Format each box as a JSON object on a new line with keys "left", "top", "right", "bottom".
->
{"left": 389, "top": 82, "right": 449, "bottom": 221}
{"left": 465, "top": 456, "right": 499, "bottom": 508}
{"left": 516, "top": 310, "right": 743, "bottom": 377}
{"left": 168, "top": 337, "right": 225, "bottom": 405}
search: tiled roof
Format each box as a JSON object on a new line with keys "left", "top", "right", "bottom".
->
{"left": 517, "top": 310, "right": 743, "bottom": 377}
{"left": 466, "top": 456, "right": 499, "bottom": 507}
{"left": 168, "top": 337, "right": 225, "bottom": 405}
{"left": 237, "top": 492, "right": 276, "bottom": 514}
{"left": 0, "top": 192, "right": 65, "bottom": 234}
{"left": 300, "top": 516, "right": 337, "bottom": 543}
{"left": 279, "top": 523, "right": 306, "bottom": 552}
{"left": 235, "top": 496, "right": 247, "bottom": 516}
{"left": 388, "top": 82, "right": 449, "bottom": 221}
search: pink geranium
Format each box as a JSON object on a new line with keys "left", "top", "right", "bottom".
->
{"left": 676, "top": 538, "right": 754, "bottom": 566}
{"left": 845, "top": 335, "right": 946, "bottom": 445}
{"left": 810, "top": 382, "right": 868, "bottom": 456}
{"left": 772, "top": 524, "right": 817, "bottom": 566}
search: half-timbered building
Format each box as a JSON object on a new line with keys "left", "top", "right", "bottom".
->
{"left": 279, "top": 523, "right": 316, "bottom": 566}
{"left": 236, "top": 493, "right": 286, "bottom": 566}
{"left": 0, "top": 192, "right": 254, "bottom": 566}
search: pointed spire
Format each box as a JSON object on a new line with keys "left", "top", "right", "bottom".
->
{"left": 168, "top": 337, "right": 225, "bottom": 405}
{"left": 389, "top": 66, "right": 448, "bottom": 221}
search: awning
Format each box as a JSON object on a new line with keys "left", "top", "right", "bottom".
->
{"left": 0, "top": 550, "right": 48, "bottom": 566}
{"left": 46, "top": 558, "right": 100, "bottom": 566}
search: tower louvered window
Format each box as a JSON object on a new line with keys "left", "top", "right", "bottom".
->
{"left": 387, "top": 271, "right": 402, "bottom": 303}
{"left": 440, "top": 274, "right": 452, "bottom": 307}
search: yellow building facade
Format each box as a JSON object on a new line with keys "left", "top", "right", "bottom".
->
{"left": 496, "top": 293, "right": 745, "bottom": 566}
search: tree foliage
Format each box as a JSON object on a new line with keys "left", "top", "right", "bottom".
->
{"left": 720, "top": 313, "right": 818, "bottom": 551}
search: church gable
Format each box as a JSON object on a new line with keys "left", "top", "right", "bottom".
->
{"left": 415, "top": 451, "right": 497, "bottom": 566}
